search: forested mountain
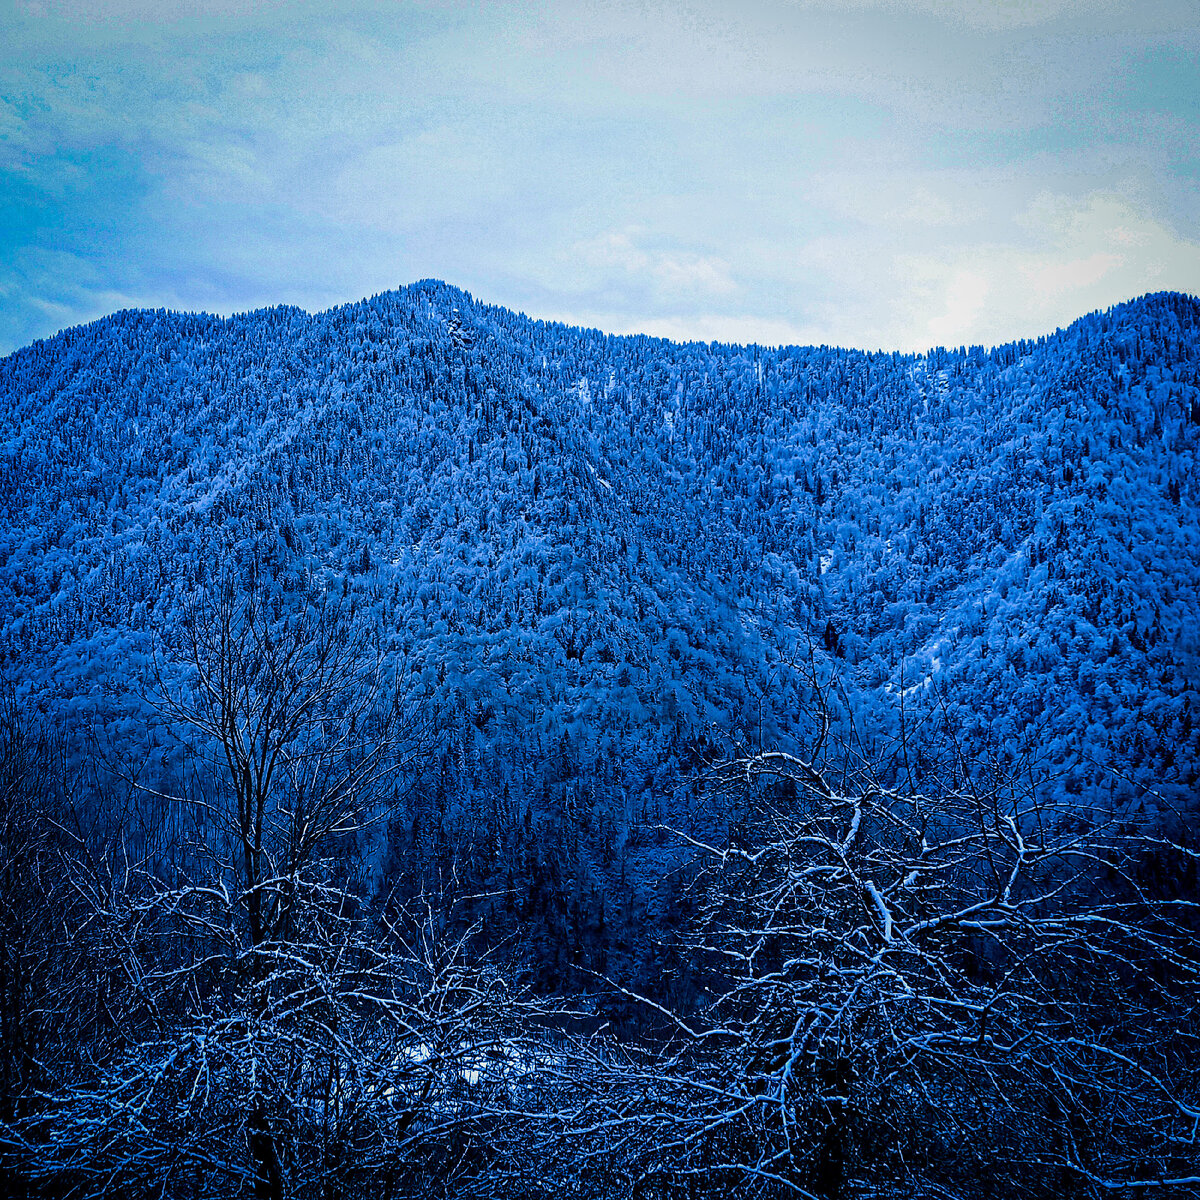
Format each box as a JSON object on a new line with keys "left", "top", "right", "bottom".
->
{"left": 3, "top": 282, "right": 1197, "bottom": 796}
{"left": 2, "top": 284, "right": 1198, "bottom": 1198}
{"left": 3, "top": 287, "right": 1199, "bottom": 928}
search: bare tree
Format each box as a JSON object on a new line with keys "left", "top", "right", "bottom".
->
{"left": 7, "top": 604, "right": 1196, "bottom": 1199}
{"left": 140, "top": 585, "right": 438, "bottom": 1197}
{"left": 1, "top": 585, "right": 440, "bottom": 1197}
{"left": 625, "top": 728, "right": 1200, "bottom": 1198}
{"left": 154, "top": 585, "right": 429, "bottom": 925}
{"left": 0, "top": 585, "right": 617, "bottom": 1200}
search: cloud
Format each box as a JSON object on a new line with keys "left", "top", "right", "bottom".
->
{"left": 851, "top": 192, "right": 1200, "bottom": 350}
{"left": 565, "top": 229, "right": 736, "bottom": 304}
{"left": 551, "top": 309, "right": 822, "bottom": 348}
{"left": 826, "top": 0, "right": 1186, "bottom": 31}
{"left": 806, "top": 168, "right": 990, "bottom": 230}
{"left": 0, "top": 0, "right": 1197, "bottom": 356}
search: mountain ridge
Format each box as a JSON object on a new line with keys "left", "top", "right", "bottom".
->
{"left": 10, "top": 282, "right": 1196, "bottom": 365}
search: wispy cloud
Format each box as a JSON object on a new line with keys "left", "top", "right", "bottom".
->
{"left": 1, "top": 0, "right": 1197, "bottom": 355}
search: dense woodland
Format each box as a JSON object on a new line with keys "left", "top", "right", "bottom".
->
{"left": 0, "top": 284, "right": 1197, "bottom": 1197}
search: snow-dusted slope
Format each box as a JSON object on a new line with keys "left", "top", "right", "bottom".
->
{"left": 1, "top": 285, "right": 1197, "bottom": 973}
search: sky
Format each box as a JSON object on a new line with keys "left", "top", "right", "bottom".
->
{"left": 1, "top": 0, "right": 1198, "bottom": 356}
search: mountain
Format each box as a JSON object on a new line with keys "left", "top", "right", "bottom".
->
{"left": 1, "top": 283, "right": 1198, "bottom": 982}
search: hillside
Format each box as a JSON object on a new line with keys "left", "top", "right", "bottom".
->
{"left": 1, "top": 284, "right": 1198, "bottom": 979}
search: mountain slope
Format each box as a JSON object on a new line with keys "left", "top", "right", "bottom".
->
{"left": 1, "top": 285, "right": 1198, "bottom": 976}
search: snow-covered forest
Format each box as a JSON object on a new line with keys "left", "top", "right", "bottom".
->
{"left": 0, "top": 283, "right": 1197, "bottom": 1197}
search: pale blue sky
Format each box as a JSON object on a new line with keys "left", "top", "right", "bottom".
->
{"left": 2, "top": 0, "right": 1198, "bottom": 355}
